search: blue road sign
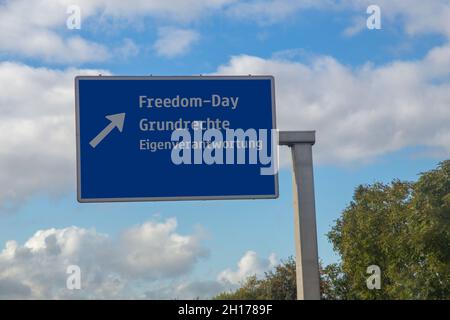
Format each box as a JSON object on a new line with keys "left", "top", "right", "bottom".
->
{"left": 75, "top": 76, "right": 278, "bottom": 202}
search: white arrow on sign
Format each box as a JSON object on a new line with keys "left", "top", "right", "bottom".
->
{"left": 89, "top": 113, "right": 126, "bottom": 148}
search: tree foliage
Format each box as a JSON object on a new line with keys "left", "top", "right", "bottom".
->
{"left": 327, "top": 160, "right": 450, "bottom": 299}
{"left": 214, "top": 160, "right": 449, "bottom": 300}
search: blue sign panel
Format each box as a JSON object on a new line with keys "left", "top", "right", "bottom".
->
{"left": 75, "top": 76, "right": 278, "bottom": 202}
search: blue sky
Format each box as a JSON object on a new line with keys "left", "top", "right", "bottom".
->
{"left": 0, "top": 0, "right": 449, "bottom": 299}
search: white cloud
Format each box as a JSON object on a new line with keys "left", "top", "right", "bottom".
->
{"left": 226, "top": 0, "right": 333, "bottom": 23}
{"left": 215, "top": 46, "right": 450, "bottom": 164}
{"left": 344, "top": 0, "right": 450, "bottom": 38}
{"left": 0, "top": 62, "right": 108, "bottom": 207}
{"left": 0, "top": 221, "right": 279, "bottom": 299}
{"left": 114, "top": 38, "right": 140, "bottom": 59}
{"left": 100, "top": 0, "right": 236, "bottom": 21}
{"left": 145, "top": 250, "right": 279, "bottom": 299}
{"left": 342, "top": 16, "right": 367, "bottom": 37}
{"left": 0, "top": 1, "right": 109, "bottom": 63}
{"left": 1, "top": 0, "right": 449, "bottom": 63}
{"left": 0, "top": 0, "right": 231, "bottom": 63}
{"left": 118, "top": 218, "right": 208, "bottom": 278}
{"left": 0, "top": 218, "right": 207, "bottom": 299}
{"left": 0, "top": 278, "right": 32, "bottom": 299}
{"left": 226, "top": 0, "right": 450, "bottom": 39}
{"left": 154, "top": 27, "right": 200, "bottom": 58}
{"left": 218, "top": 251, "right": 277, "bottom": 285}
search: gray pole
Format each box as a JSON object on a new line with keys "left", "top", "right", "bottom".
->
{"left": 279, "top": 131, "right": 320, "bottom": 300}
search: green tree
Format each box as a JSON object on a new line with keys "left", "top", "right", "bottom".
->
{"left": 320, "top": 263, "right": 349, "bottom": 300}
{"left": 327, "top": 160, "right": 450, "bottom": 299}
{"left": 213, "top": 160, "right": 449, "bottom": 300}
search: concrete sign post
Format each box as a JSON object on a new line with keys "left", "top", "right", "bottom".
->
{"left": 279, "top": 131, "right": 320, "bottom": 300}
